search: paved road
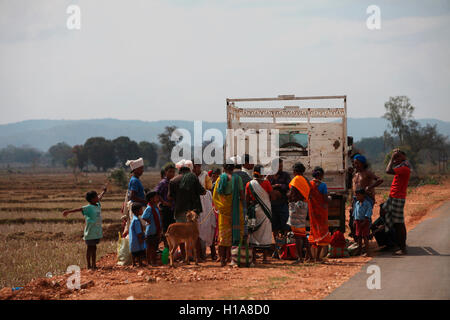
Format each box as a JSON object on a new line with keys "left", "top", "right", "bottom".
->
{"left": 326, "top": 201, "right": 450, "bottom": 300}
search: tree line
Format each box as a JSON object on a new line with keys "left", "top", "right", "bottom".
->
{"left": 355, "top": 96, "right": 449, "bottom": 171}
{"left": 0, "top": 126, "right": 177, "bottom": 171}
{"left": 1, "top": 97, "right": 449, "bottom": 173}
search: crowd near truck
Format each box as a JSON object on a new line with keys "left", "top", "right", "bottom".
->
{"left": 226, "top": 94, "right": 353, "bottom": 232}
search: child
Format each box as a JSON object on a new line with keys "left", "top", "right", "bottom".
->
{"left": 287, "top": 185, "right": 312, "bottom": 263}
{"left": 62, "top": 184, "right": 107, "bottom": 269}
{"left": 129, "top": 202, "right": 146, "bottom": 266}
{"left": 142, "top": 191, "right": 163, "bottom": 266}
{"left": 353, "top": 188, "right": 373, "bottom": 256}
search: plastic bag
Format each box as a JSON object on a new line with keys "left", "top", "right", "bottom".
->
{"left": 231, "top": 241, "right": 253, "bottom": 267}
{"left": 117, "top": 232, "right": 132, "bottom": 266}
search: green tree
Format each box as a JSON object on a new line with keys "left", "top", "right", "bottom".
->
{"left": 72, "top": 145, "right": 88, "bottom": 171}
{"left": 138, "top": 141, "right": 159, "bottom": 168}
{"left": 354, "top": 136, "right": 386, "bottom": 162}
{"left": 109, "top": 168, "right": 128, "bottom": 189}
{"left": 84, "top": 137, "right": 116, "bottom": 171}
{"left": 112, "top": 136, "right": 140, "bottom": 167}
{"left": 48, "top": 142, "right": 73, "bottom": 167}
{"left": 0, "top": 145, "right": 42, "bottom": 164}
{"left": 383, "top": 96, "right": 415, "bottom": 146}
{"left": 158, "top": 126, "right": 178, "bottom": 166}
{"left": 383, "top": 96, "right": 449, "bottom": 170}
{"left": 67, "top": 157, "right": 79, "bottom": 183}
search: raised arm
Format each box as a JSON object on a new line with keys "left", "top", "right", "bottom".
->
{"left": 367, "top": 172, "right": 384, "bottom": 191}
{"left": 62, "top": 207, "right": 83, "bottom": 217}
{"left": 386, "top": 151, "right": 398, "bottom": 175}
{"left": 98, "top": 183, "right": 108, "bottom": 202}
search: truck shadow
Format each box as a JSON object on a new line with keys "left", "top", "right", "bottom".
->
{"left": 374, "top": 246, "right": 450, "bottom": 257}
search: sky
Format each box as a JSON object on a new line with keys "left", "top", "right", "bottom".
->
{"left": 0, "top": 0, "right": 449, "bottom": 124}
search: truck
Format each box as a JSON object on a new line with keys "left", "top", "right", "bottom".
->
{"left": 225, "top": 94, "right": 353, "bottom": 233}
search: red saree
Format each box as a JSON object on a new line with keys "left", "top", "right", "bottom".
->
{"left": 308, "top": 179, "right": 331, "bottom": 246}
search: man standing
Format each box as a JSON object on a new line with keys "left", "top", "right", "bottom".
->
{"left": 155, "top": 163, "right": 176, "bottom": 249}
{"left": 242, "top": 154, "right": 255, "bottom": 178}
{"left": 267, "top": 158, "right": 291, "bottom": 258}
{"left": 383, "top": 149, "right": 411, "bottom": 255}
{"left": 168, "top": 159, "right": 206, "bottom": 260}
{"left": 124, "top": 158, "right": 147, "bottom": 233}
{"left": 168, "top": 160, "right": 206, "bottom": 223}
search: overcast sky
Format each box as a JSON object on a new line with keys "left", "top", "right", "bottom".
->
{"left": 0, "top": 0, "right": 449, "bottom": 124}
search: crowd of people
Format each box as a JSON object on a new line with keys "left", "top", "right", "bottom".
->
{"left": 63, "top": 148, "right": 412, "bottom": 269}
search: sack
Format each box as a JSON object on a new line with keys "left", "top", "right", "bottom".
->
{"left": 280, "top": 243, "right": 298, "bottom": 260}
{"left": 327, "top": 245, "right": 350, "bottom": 258}
{"left": 347, "top": 242, "right": 360, "bottom": 256}
{"left": 374, "top": 228, "right": 397, "bottom": 248}
{"left": 231, "top": 242, "right": 253, "bottom": 267}
{"left": 117, "top": 232, "right": 132, "bottom": 266}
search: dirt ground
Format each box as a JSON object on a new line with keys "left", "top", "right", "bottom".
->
{"left": 1, "top": 176, "right": 449, "bottom": 300}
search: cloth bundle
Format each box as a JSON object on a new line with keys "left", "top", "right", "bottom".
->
{"left": 327, "top": 230, "right": 350, "bottom": 258}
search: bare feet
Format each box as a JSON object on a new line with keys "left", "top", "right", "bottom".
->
{"left": 393, "top": 248, "right": 408, "bottom": 256}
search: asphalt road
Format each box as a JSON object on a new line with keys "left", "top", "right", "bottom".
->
{"left": 326, "top": 201, "right": 450, "bottom": 300}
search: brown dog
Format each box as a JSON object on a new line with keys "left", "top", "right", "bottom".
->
{"left": 165, "top": 211, "right": 199, "bottom": 267}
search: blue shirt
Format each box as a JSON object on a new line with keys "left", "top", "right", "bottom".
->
{"left": 317, "top": 182, "right": 327, "bottom": 195}
{"left": 128, "top": 176, "right": 145, "bottom": 201}
{"left": 129, "top": 215, "right": 146, "bottom": 253}
{"left": 353, "top": 199, "right": 373, "bottom": 221}
{"left": 141, "top": 205, "right": 162, "bottom": 237}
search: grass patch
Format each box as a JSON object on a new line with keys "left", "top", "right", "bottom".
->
{"left": 0, "top": 239, "right": 115, "bottom": 288}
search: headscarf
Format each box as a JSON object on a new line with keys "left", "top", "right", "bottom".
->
{"left": 175, "top": 159, "right": 193, "bottom": 171}
{"left": 217, "top": 173, "right": 230, "bottom": 195}
{"left": 289, "top": 175, "right": 311, "bottom": 200}
{"left": 353, "top": 154, "right": 367, "bottom": 164}
{"left": 180, "top": 172, "right": 198, "bottom": 191}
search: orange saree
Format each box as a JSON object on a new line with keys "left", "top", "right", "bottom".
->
{"left": 308, "top": 179, "right": 331, "bottom": 246}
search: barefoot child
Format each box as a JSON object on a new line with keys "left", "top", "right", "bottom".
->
{"left": 62, "top": 184, "right": 107, "bottom": 269}
{"left": 142, "top": 191, "right": 163, "bottom": 266}
{"left": 353, "top": 188, "right": 373, "bottom": 256}
{"left": 287, "top": 184, "right": 312, "bottom": 263}
{"left": 129, "top": 202, "right": 146, "bottom": 266}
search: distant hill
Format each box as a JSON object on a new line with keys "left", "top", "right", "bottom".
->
{"left": 0, "top": 118, "right": 448, "bottom": 151}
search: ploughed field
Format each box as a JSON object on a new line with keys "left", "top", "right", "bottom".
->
{"left": 0, "top": 171, "right": 161, "bottom": 288}
{"left": 0, "top": 171, "right": 449, "bottom": 299}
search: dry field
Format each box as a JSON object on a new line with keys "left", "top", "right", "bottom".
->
{"left": 0, "top": 170, "right": 161, "bottom": 288}
{"left": 0, "top": 171, "right": 449, "bottom": 300}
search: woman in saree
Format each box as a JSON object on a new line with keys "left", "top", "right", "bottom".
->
{"left": 245, "top": 165, "right": 273, "bottom": 264}
{"left": 308, "top": 167, "right": 332, "bottom": 262}
{"left": 212, "top": 161, "right": 245, "bottom": 267}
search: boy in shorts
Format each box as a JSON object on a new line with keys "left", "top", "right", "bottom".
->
{"left": 353, "top": 188, "right": 373, "bottom": 256}
{"left": 63, "top": 184, "right": 107, "bottom": 269}
{"left": 129, "top": 202, "right": 146, "bottom": 266}
{"left": 142, "top": 191, "right": 163, "bottom": 266}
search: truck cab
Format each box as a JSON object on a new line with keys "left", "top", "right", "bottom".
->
{"left": 226, "top": 94, "right": 352, "bottom": 233}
